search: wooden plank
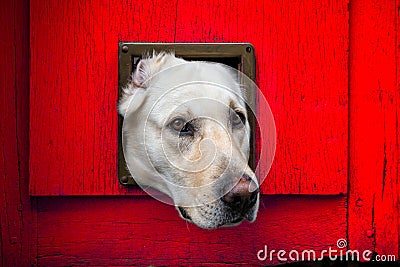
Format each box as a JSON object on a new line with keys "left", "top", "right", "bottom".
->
{"left": 397, "top": 0, "right": 400, "bottom": 259}
{"left": 36, "top": 196, "right": 346, "bottom": 266}
{"left": 0, "top": 1, "right": 23, "bottom": 265}
{"left": 30, "top": 0, "right": 348, "bottom": 195}
{"left": 0, "top": 0, "right": 37, "bottom": 266}
{"left": 348, "top": 0, "right": 399, "bottom": 259}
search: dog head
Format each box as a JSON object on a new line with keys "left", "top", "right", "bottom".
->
{"left": 119, "top": 52, "right": 259, "bottom": 229}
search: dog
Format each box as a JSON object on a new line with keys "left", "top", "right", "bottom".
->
{"left": 119, "top": 52, "right": 259, "bottom": 229}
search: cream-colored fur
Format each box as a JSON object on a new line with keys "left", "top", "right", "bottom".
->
{"left": 119, "top": 52, "right": 259, "bottom": 229}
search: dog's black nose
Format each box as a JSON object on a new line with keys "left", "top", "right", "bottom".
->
{"left": 221, "top": 176, "right": 258, "bottom": 210}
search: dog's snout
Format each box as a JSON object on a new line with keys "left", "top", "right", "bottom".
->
{"left": 221, "top": 176, "right": 258, "bottom": 210}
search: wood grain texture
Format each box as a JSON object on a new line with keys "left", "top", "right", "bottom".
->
{"left": 29, "top": 0, "right": 349, "bottom": 195}
{"left": 397, "top": 1, "right": 400, "bottom": 260}
{"left": 36, "top": 196, "right": 346, "bottom": 266}
{"left": 0, "top": 0, "right": 37, "bottom": 266}
{"left": 348, "top": 0, "right": 399, "bottom": 258}
{"left": 1, "top": 0, "right": 399, "bottom": 265}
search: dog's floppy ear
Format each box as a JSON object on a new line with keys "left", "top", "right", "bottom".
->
{"left": 118, "top": 83, "right": 147, "bottom": 116}
{"left": 118, "top": 52, "right": 170, "bottom": 116}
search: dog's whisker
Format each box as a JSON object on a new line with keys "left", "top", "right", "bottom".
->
{"left": 185, "top": 220, "right": 191, "bottom": 232}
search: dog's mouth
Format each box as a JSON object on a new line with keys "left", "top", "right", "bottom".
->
{"left": 177, "top": 206, "right": 192, "bottom": 222}
{"left": 177, "top": 205, "right": 256, "bottom": 229}
{"left": 230, "top": 217, "right": 243, "bottom": 224}
{"left": 176, "top": 177, "right": 259, "bottom": 229}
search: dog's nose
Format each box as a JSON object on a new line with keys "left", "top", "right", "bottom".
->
{"left": 221, "top": 176, "right": 258, "bottom": 210}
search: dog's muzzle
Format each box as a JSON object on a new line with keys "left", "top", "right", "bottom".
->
{"left": 176, "top": 174, "right": 259, "bottom": 228}
{"left": 221, "top": 175, "right": 258, "bottom": 213}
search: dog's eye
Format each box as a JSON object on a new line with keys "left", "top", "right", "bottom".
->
{"left": 170, "top": 118, "right": 185, "bottom": 131}
{"left": 231, "top": 111, "right": 245, "bottom": 128}
{"left": 169, "top": 118, "right": 195, "bottom": 136}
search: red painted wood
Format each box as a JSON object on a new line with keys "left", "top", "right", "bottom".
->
{"left": 398, "top": 3, "right": 400, "bottom": 258}
{"left": 0, "top": 0, "right": 37, "bottom": 266}
{"left": 29, "top": 0, "right": 349, "bottom": 196}
{"left": 36, "top": 196, "right": 346, "bottom": 266}
{"left": 348, "top": 0, "right": 399, "bottom": 259}
{"left": 1, "top": 0, "right": 399, "bottom": 265}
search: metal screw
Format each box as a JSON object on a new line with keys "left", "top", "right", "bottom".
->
{"left": 121, "top": 45, "right": 129, "bottom": 53}
{"left": 246, "top": 46, "right": 252, "bottom": 53}
{"left": 120, "top": 176, "right": 129, "bottom": 184}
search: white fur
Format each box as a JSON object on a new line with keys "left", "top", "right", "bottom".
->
{"left": 119, "top": 53, "right": 259, "bottom": 229}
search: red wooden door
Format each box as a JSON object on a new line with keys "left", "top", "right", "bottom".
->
{"left": 28, "top": 1, "right": 350, "bottom": 264}
{"left": 30, "top": 1, "right": 348, "bottom": 196}
{"left": 30, "top": 1, "right": 349, "bottom": 265}
{"left": 0, "top": 0, "right": 396, "bottom": 266}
